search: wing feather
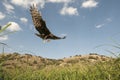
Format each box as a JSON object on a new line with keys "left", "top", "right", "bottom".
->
{"left": 30, "top": 5, "right": 51, "bottom": 35}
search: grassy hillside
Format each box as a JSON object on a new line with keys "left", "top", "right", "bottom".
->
{"left": 0, "top": 53, "right": 120, "bottom": 80}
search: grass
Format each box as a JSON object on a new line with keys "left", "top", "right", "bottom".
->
{"left": 0, "top": 56, "right": 120, "bottom": 80}
{"left": 0, "top": 23, "right": 11, "bottom": 33}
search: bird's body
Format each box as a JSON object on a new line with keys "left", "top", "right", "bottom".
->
{"left": 30, "top": 5, "right": 66, "bottom": 41}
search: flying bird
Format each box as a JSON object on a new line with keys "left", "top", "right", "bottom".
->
{"left": 30, "top": 5, "right": 66, "bottom": 41}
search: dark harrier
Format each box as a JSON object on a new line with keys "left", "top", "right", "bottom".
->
{"left": 30, "top": 5, "right": 66, "bottom": 41}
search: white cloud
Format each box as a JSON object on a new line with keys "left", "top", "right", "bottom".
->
{"left": 7, "top": 22, "right": 22, "bottom": 31}
{"left": 96, "top": 24, "right": 105, "bottom": 29}
{"left": 0, "top": 35, "right": 8, "bottom": 41}
{"left": 10, "top": 0, "right": 75, "bottom": 9}
{"left": 106, "top": 18, "right": 112, "bottom": 22}
{"left": 81, "top": 0, "right": 98, "bottom": 8}
{"left": 11, "top": 0, "right": 45, "bottom": 8}
{"left": 11, "top": 0, "right": 74, "bottom": 8}
{"left": 95, "top": 18, "right": 112, "bottom": 29}
{"left": 47, "top": 0, "right": 73, "bottom": 3}
{"left": 20, "top": 17, "right": 28, "bottom": 23}
{"left": 0, "top": 12, "right": 6, "bottom": 20}
{"left": 3, "top": 2, "right": 14, "bottom": 13}
{"left": 60, "top": 5, "right": 79, "bottom": 16}
{"left": 10, "top": 0, "right": 78, "bottom": 16}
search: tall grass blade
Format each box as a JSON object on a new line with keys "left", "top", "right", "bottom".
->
{"left": 0, "top": 23, "right": 11, "bottom": 33}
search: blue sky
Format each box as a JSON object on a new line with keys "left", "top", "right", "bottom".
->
{"left": 0, "top": 0, "right": 120, "bottom": 59}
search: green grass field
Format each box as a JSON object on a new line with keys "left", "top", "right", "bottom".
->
{"left": 0, "top": 55, "right": 120, "bottom": 80}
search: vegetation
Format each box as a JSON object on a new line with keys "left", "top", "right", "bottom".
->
{"left": 0, "top": 23, "right": 12, "bottom": 55}
{"left": 0, "top": 53, "right": 120, "bottom": 80}
{"left": 0, "top": 23, "right": 11, "bottom": 33}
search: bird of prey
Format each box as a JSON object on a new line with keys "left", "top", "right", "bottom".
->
{"left": 30, "top": 5, "right": 66, "bottom": 41}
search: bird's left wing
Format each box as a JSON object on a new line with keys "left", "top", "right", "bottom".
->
{"left": 30, "top": 5, "right": 51, "bottom": 35}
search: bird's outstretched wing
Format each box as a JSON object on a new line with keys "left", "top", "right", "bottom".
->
{"left": 30, "top": 5, "right": 66, "bottom": 40}
{"left": 30, "top": 5, "right": 51, "bottom": 35}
